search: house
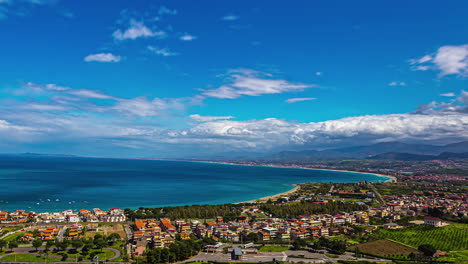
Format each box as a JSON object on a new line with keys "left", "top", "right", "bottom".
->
{"left": 424, "top": 216, "right": 443, "bottom": 227}
{"left": 231, "top": 247, "right": 243, "bottom": 260}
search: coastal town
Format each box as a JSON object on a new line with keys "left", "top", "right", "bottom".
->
{"left": 0, "top": 170, "right": 466, "bottom": 263}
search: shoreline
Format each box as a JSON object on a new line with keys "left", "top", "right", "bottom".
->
{"left": 161, "top": 159, "right": 397, "bottom": 183}
{"left": 154, "top": 159, "right": 397, "bottom": 205}
{"left": 235, "top": 184, "right": 300, "bottom": 204}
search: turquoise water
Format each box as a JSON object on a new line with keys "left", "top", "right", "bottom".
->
{"left": 0, "top": 155, "right": 389, "bottom": 212}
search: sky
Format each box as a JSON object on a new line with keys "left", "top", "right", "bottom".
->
{"left": 0, "top": 0, "right": 467, "bottom": 158}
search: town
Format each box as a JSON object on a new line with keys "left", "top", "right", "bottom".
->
{"left": 0, "top": 174, "right": 466, "bottom": 263}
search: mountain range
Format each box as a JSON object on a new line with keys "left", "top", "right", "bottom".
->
{"left": 263, "top": 141, "right": 468, "bottom": 161}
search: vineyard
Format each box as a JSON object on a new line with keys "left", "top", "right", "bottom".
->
{"left": 374, "top": 224, "right": 468, "bottom": 251}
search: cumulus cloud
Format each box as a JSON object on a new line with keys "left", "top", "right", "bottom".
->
{"left": 203, "top": 69, "right": 315, "bottom": 99}
{"left": 415, "top": 90, "right": 468, "bottom": 114}
{"left": 113, "top": 20, "right": 166, "bottom": 41}
{"left": 190, "top": 114, "right": 235, "bottom": 122}
{"left": 147, "top": 46, "right": 178, "bottom": 56}
{"left": 180, "top": 34, "right": 196, "bottom": 41}
{"left": 1, "top": 87, "right": 468, "bottom": 156}
{"left": 84, "top": 53, "right": 121, "bottom": 63}
{"left": 411, "top": 44, "right": 468, "bottom": 77}
{"left": 161, "top": 112, "right": 468, "bottom": 153}
{"left": 286, "top": 97, "right": 316, "bottom": 103}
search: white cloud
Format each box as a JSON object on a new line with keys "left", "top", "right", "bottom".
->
{"left": 410, "top": 44, "right": 468, "bottom": 77}
{"left": 67, "top": 89, "right": 116, "bottom": 99}
{"left": 440, "top": 92, "right": 455, "bottom": 97}
{"left": 433, "top": 45, "right": 468, "bottom": 76}
{"left": 388, "top": 81, "right": 406, "bottom": 86}
{"left": 113, "top": 20, "right": 166, "bottom": 41}
{"left": 163, "top": 112, "right": 468, "bottom": 152}
{"left": 315, "top": 72, "right": 322, "bottom": 76}
{"left": 24, "top": 82, "right": 70, "bottom": 91}
{"left": 410, "top": 55, "right": 433, "bottom": 64}
{"left": 203, "top": 69, "right": 315, "bottom": 99}
{"left": 147, "top": 46, "right": 178, "bottom": 56}
{"left": 190, "top": 114, "right": 235, "bottom": 122}
{"left": 158, "top": 6, "right": 177, "bottom": 15}
{"left": 222, "top": 15, "right": 239, "bottom": 21}
{"left": 84, "top": 53, "right": 121, "bottom": 63}
{"left": 286, "top": 97, "right": 316, "bottom": 103}
{"left": 180, "top": 34, "right": 197, "bottom": 41}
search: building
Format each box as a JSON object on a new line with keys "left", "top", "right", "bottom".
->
{"left": 424, "top": 216, "right": 443, "bottom": 227}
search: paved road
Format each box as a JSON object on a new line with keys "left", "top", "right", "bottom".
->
{"left": 183, "top": 249, "right": 392, "bottom": 263}
{"left": 57, "top": 226, "right": 66, "bottom": 242}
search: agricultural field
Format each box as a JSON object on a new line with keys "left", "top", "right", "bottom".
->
{"left": 259, "top": 245, "right": 290, "bottom": 252}
{"left": 349, "top": 239, "right": 418, "bottom": 257}
{"left": 374, "top": 224, "right": 468, "bottom": 252}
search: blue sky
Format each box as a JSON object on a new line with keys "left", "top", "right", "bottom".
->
{"left": 0, "top": 0, "right": 467, "bottom": 157}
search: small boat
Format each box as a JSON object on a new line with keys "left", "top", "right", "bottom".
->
{"left": 47, "top": 199, "right": 51, "bottom": 202}
{"left": 36, "top": 203, "right": 40, "bottom": 205}
{"left": 56, "top": 199, "right": 60, "bottom": 202}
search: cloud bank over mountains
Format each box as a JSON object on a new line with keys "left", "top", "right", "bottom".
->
{"left": 1, "top": 86, "right": 467, "bottom": 157}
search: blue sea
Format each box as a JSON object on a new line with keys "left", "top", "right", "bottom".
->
{"left": 0, "top": 155, "right": 389, "bottom": 212}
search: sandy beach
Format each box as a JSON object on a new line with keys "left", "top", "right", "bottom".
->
{"left": 235, "top": 184, "right": 300, "bottom": 204}
{"left": 177, "top": 159, "right": 397, "bottom": 183}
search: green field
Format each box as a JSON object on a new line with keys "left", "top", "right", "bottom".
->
{"left": 259, "top": 245, "right": 290, "bottom": 252}
{"left": 374, "top": 224, "right": 468, "bottom": 251}
{"left": 0, "top": 254, "right": 61, "bottom": 262}
{"left": 437, "top": 250, "right": 468, "bottom": 264}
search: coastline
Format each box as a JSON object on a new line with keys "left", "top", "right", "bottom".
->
{"left": 235, "top": 184, "right": 300, "bottom": 204}
{"left": 162, "top": 159, "right": 397, "bottom": 183}
{"left": 154, "top": 159, "right": 397, "bottom": 205}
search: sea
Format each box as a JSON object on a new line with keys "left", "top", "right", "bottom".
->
{"left": 0, "top": 155, "right": 390, "bottom": 213}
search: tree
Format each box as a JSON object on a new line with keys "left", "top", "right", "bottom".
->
{"left": 71, "top": 239, "right": 83, "bottom": 251}
{"left": 56, "top": 240, "right": 69, "bottom": 251}
{"left": 292, "top": 238, "right": 307, "bottom": 250}
{"left": 0, "top": 240, "right": 7, "bottom": 251}
{"left": 246, "top": 232, "right": 259, "bottom": 242}
{"left": 94, "top": 239, "right": 107, "bottom": 252}
{"left": 418, "top": 244, "right": 436, "bottom": 257}
{"left": 107, "top": 233, "right": 121, "bottom": 242}
{"left": 61, "top": 253, "right": 68, "bottom": 261}
{"left": 32, "top": 239, "right": 43, "bottom": 251}
{"left": 45, "top": 240, "right": 54, "bottom": 251}
{"left": 8, "top": 241, "right": 18, "bottom": 252}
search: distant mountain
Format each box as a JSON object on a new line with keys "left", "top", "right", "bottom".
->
{"left": 264, "top": 141, "right": 468, "bottom": 160}
{"left": 369, "top": 151, "right": 468, "bottom": 161}
{"left": 368, "top": 152, "right": 436, "bottom": 161}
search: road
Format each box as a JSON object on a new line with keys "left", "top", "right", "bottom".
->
{"left": 183, "top": 249, "right": 392, "bottom": 263}
{"left": 57, "top": 226, "right": 66, "bottom": 242}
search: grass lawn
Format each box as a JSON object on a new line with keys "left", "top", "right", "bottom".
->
{"left": 374, "top": 224, "right": 468, "bottom": 252}
{"left": 3, "top": 232, "right": 27, "bottom": 242}
{"left": 0, "top": 254, "right": 61, "bottom": 262}
{"left": 52, "top": 248, "right": 116, "bottom": 260}
{"left": 259, "top": 245, "right": 290, "bottom": 252}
